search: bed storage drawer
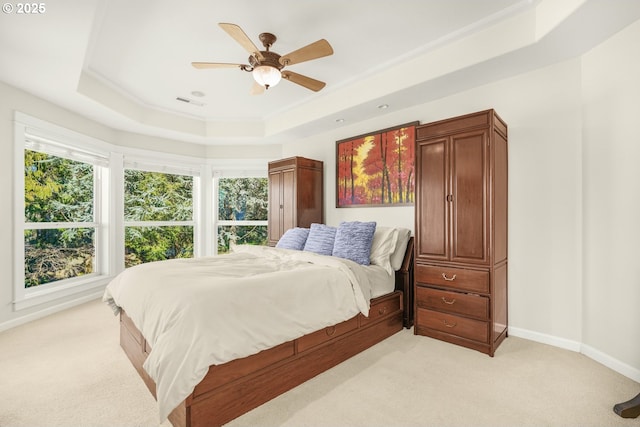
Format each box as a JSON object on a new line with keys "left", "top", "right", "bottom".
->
{"left": 120, "top": 311, "right": 143, "bottom": 346}
{"left": 416, "top": 308, "right": 489, "bottom": 343}
{"left": 416, "top": 286, "right": 489, "bottom": 320}
{"left": 195, "top": 341, "right": 296, "bottom": 396}
{"left": 360, "top": 292, "right": 402, "bottom": 327}
{"left": 415, "top": 264, "right": 489, "bottom": 294}
{"left": 297, "top": 316, "right": 359, "bottom": 353}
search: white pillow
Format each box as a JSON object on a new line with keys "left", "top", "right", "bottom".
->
{"left": 390, "top": 228, "right": 412, "bottom": 271}
{"left": 369, "top": 226, "right": 399, "bottom": 275}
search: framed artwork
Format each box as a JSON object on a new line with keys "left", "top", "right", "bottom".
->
{"left": 336, "top": 121, "right": 418, "bottom": 208}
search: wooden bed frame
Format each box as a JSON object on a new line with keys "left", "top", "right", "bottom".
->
{"left": 120, "top": 238, "right": 414, "bottom": 427}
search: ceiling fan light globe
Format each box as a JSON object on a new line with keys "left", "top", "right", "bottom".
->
{"left": 252, "top": 65, "right": 282, "bottom": 88}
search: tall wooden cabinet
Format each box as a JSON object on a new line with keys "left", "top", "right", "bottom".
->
{"left": 267, "top": 157, "right": 324, "bottom": 246}
{"left": 414, "top": 109, "right": 508, "bottom": 356}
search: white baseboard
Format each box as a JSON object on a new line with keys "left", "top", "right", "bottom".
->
{"left": 0, "top": 291, "right": 104, "bottom": 333}
{"left": 509, "top": 326, "right": 582, "bottom": 352}
{"left": 510, "top": 326, "right": 640, "bottom": 383}
{"left": 581, "top": 343, "right": 640, "bottom": 383}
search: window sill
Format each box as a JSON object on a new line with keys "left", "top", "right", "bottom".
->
{"left": 14, "top": 274, "right": 112, "bottom": 311}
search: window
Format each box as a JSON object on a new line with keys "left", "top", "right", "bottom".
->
{"left": 24, "top": 150, "right": 97, "bottom": 287}
{"left": 216, "top": 177, "right": 268, "bottom": 253}
{"left": 14, "top": 112, "right": 269, "bottom": 311}
{"left": 15, "top": 113, "right": 111, "bottom": 310}
{"left": 124, "top": 168, "right": 196, "bottom": 267}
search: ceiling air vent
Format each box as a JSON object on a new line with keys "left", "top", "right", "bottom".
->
{"left": 176, "top": 97, "right": 204, "bottom": 106}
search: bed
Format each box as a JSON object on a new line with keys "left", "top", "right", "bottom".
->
{"left": 105, "top": 224, "right": 414, "bottom": 427}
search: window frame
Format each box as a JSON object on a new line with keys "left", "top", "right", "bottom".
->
{"left": 122, "top": 160, "right": 200, "bottom": 264}
{"left": 13, "top": 113, "right": 112, "bottom": 310}
{"left": 211, "top": 166, "right": 269, "bottom": 254}
{"left": 13, "top": 112, "right": 271, "bottom": 311}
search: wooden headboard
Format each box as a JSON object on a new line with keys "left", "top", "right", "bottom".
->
{"left": 394, "top": 236, "right": 414, "bottom": 328}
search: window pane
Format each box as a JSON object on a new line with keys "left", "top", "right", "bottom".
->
{"left": 218, "top": 178, "right": 268, "bottom": 221}
{"left": 24, "top": 149, "right": 94, "bottom": 223}
{"left": 125, "top": 226, "right": 194, "bottom": 267}
{"left": 24, "top": 228, "right": 95, "bottom": 287}
{"left": 124, "top": 170, "right": 193, "bottom": 221}
{"left": 217, "top": 225, "right": 268, "bottom": 254}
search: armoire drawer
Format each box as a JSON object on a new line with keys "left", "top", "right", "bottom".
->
{"left": 416, "top": 308, "right": 489, "bottom": 343}
{"left": 416, "top": 286, "right": 489, "bottom": 320}
{"left": 415, "top": 264, "right": 489, "bottom": 294}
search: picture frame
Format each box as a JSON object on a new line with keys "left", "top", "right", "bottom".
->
{"left": 336, "top": 121, "right": 418, "bottom": 208}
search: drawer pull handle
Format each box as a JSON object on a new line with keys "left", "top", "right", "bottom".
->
{"left": 443, "top": 320, "right": 457, "bottom": 328}
{"left": 441, "top": 297, "right": 456, "bottom": 305}
{"left": 442, "top": 273, "right": 457, "bottom": 281}
{"left": 325, "top": 326, "right": 336, "bottom": 336}
{"left": 378, "top": 306, "right": 388, "bottom": 315}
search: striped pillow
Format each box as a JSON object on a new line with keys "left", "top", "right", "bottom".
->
{"left": 303, "top": 223, "right": 337, "bottom": 256}
{"left": 332, "top": 221, "right": 377, "bottom": 265}
{"left": 276, "top": 227, "right": 310, "bottom": 250}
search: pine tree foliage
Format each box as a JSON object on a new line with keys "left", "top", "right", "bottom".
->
{"left": 217, "top": 177, "right": 268, "bottom": 253}
{"left": 24, "top": 150, "right": 94, "bottom": 287}
{"left": 23, "top": 152, "right": 271, "bottom": 285}
{"left": 124, "top": 170, "right": 194, "bottom": 267}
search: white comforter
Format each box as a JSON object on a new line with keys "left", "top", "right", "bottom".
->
{"left": 102, "top": 245, "right": 373, "bottom": 422}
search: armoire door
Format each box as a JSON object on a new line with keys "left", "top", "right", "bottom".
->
{"left": 268, "top": 168, "right": 297, "bottom": 244}
{"left": 268, "top": 170, "right": 283, "bottom": 243}
{"left": 450, "top": 129, "right": 489, "bottom": 265}
{"left": 415, "top": 137, "right": 449, "bottom": 261}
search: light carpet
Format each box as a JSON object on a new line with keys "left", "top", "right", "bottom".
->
{"left": 0, "top": 299, "right": 637, "bottom": 427}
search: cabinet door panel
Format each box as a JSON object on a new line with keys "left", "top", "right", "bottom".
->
{"left": 281, "top": 169, "right": 296, "bottom": 232}
{"left": 451, "top": 130, "right": 488, "bottom": 264}
{"left": 296, "top": 167, "right": 323, "bottom": 227}
{"left": 416, "top": 138, "right": 448, "bottom": 261}
{"left": 494, "top": 132, "right": 508, "bottom": 264}
{"left": 268, "top": 171, "right": 283, "bottom": 243}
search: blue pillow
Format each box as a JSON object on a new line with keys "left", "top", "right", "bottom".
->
{"left": 303, "top": 223, "right": 337, "bottom": 256}
{"left": 332, "top": 221, "right": 377, "bottom": 265}
{"left": 276, "top": 227, "right": 310, "bottom": 250}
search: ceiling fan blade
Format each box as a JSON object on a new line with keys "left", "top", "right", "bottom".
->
{"left": 281, "top": 71, "right": 326, "bottom": 92}
{"left": 250, "top": 81, "right": 265, "bottom": 95}
{"left": 279, "top": 39, "right": 333, "bottom": 66}
{"left": 191, "top": 62, "right": 245, "bottom": 69}
{"left": 218, "top": 23, "right": 265, "bottom": 61}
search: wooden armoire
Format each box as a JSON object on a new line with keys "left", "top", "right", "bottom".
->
{"left": 413, "top": 109, "right": 508, "bottom": 356}
{"left": 267, "top": 156, "right": 324, "bottom": 246}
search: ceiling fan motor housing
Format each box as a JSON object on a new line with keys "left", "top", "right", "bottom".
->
{"left": 248, "top": 32, "right": 284, "bottom": 70}
{"left": 249, "top": 51, "right": 283, "bottom": 70}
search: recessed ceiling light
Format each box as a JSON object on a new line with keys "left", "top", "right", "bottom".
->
{"left": 335, "top": 118, "right": 345, "bottom": 123}
{"left": 377, "top": 104, "right": 389, "bottom": 110}
{"left": 191, "top": 91, "right": 205, "bottom": 97}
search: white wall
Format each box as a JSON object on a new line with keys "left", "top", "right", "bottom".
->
{"left": 581, "top": 19, "right": 640, "bottom": 377}
{"left": 284, "top": 19, "right": 640, "bottom": 380}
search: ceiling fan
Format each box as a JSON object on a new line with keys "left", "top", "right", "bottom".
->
{"left": 192, "top": 23, "right": 334, "bottom": 95}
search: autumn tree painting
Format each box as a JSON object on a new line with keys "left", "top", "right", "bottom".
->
{"left": 336, "top": 122, "right": 417, "bottom": 207}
